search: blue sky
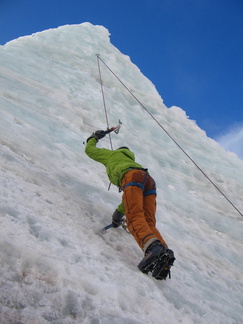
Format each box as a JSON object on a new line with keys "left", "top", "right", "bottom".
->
{"left": 1, "top": 0, "right": 243, "bottom": 158}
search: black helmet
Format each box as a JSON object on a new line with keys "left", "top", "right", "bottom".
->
{"left": 117, "top": 146, "right": 130, "bottom": 150}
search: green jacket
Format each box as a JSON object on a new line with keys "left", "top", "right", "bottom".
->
{"left": 85, "top": 138, "right": 143, "bottom": 214}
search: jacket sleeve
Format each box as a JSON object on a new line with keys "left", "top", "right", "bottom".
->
{"left": 117, "top": 201, "right": 125, "bottom": 215}
{"left": 85, "top": 138, "right": 111, "bottom": 166}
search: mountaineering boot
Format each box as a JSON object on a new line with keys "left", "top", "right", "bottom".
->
{"left": 152, "top": 248, "right": 175, "bottom": 280}
{"left": 137, "top": 240, "right": 167, "bottom": 274}
{"left": 137, "top": 240, "right": 175, "bottom": 280}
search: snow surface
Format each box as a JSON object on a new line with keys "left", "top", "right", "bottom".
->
{"left": 0, "top": 23, "right": 243, "bottom": 324}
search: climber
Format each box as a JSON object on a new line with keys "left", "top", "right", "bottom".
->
{"left": 85, "top": 130, "right": 175, "bottom": 279}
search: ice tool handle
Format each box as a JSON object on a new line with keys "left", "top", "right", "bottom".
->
{"left": 106, "top": 120, "right": 122, "bottom": 135}
{"left": 100, "top": 218, "right": 130, "bottom": 234}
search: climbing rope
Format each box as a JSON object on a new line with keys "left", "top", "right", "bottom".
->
{"left": 96, "top": 55, "right": 243, "bottom": 217}
{"left": 96, "top": 54, "right": 114, "bottom": 150}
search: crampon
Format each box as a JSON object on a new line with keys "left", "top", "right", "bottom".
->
{"left": 138, "top": 247, "right": 175, "bottom": 280}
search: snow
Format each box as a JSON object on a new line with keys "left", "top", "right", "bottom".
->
{"left": 0, "top": 22, "right": 242, "bottom": 324}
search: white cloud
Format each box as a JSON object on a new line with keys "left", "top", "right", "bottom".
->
{"left": 216, "top": 124, "right": 243, "bottom": 160}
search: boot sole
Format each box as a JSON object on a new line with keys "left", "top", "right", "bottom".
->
{"left": 138, "top": 247, "right": 171, "bottom": 274}
{"left": 138, "top": 249, "right": 175, "bottom": 279}
{"left": 152, "top": 250, "right": 175, "bottom": 280}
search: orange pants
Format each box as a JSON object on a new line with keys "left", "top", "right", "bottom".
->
{"left": 121, "top": 169, "right": 167, "bottom": 251}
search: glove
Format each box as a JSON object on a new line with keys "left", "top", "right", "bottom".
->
{"left": 94, "top": 130, "right": 107, "bottom": 140}
{"left": 112, "top": 210, "right": 125, "bottom": 228}
{"left": 86, "top": 130, "right": 107, "bottom": 143}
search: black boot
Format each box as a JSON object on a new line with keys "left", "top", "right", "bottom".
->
{"left": 152, "top": 248, "right": 175, "bottom": 280}
{"left": 137, "top": 240, "right": 175, "bottom": 280}
{"left": 138, "top": 240, "right": 167, "bottom": 273}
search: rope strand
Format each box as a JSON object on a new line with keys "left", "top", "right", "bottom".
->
{"left": 96, "top": 55, "right": 242, "bottom": 217}
{"left": 96, "top": 54, "right": 113, "bottom": 150}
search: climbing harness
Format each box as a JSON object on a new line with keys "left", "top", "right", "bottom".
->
{"left": 123, "top": 169, "right": 157, "bottom": 197}
{"left": 95, "top": 55, "right": 242, "bottom": 218}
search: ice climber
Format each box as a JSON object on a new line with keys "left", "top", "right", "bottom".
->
{"left": 85, "top": 130, "right": 175, "bottom": 280}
